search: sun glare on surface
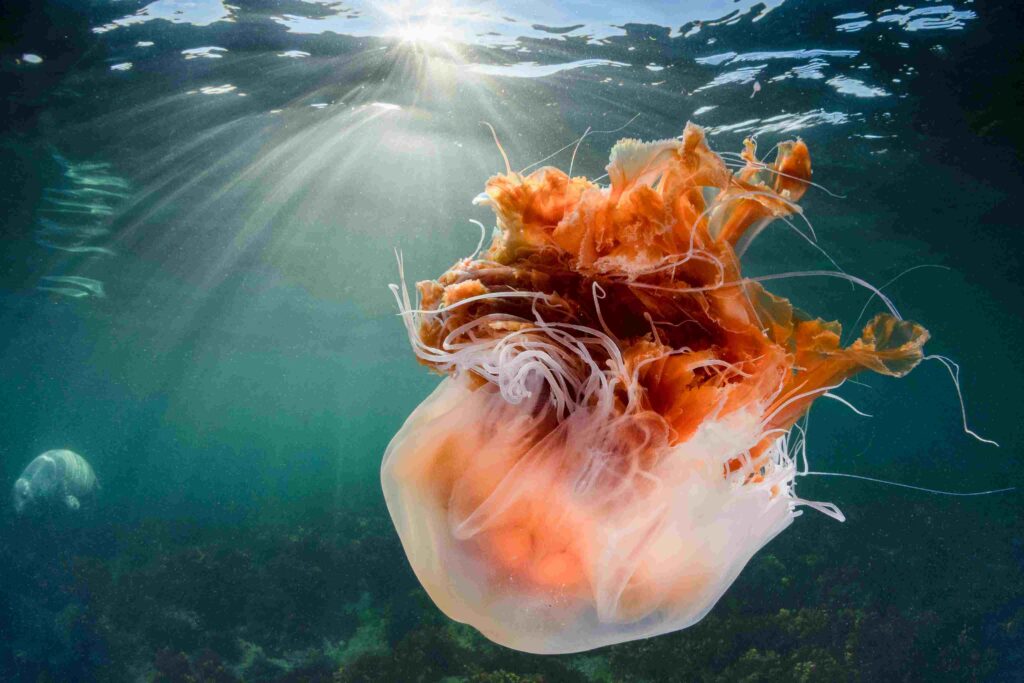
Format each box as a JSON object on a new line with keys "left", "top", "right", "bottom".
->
{"left": 383, "top": 1, "right": 471, "bottom": 51}
{"left": 391, "top": 20, "right": 448, "bottom": 45}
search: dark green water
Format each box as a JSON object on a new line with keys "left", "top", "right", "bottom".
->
{"left": 0, "top": 0, "right": 1021, "bottom": 681}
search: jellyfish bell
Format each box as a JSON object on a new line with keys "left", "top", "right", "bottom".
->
{"left": 12, "top": 449, "right": 97, "bottom": 515}
{"left": 381, "top": 122, "right": 928, "bottom": 654}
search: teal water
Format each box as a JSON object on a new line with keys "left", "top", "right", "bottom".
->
{"left": 1, "top": 1, "right": 1021, "bottom": 680}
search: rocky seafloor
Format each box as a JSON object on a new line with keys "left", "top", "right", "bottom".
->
{"left": 1, "top": 484, "right": 1021, "bottom": 683}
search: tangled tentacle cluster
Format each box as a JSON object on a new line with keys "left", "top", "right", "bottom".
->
{"left": 397, "top": 123, "right": 927, "bottom": 480}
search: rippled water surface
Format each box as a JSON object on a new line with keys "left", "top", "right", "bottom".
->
{"left": 1, "top": 1, "right": 1022, "bottom": 681}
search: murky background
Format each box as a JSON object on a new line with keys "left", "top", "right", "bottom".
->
{"left": 1, "top": 1, "right": 1022, "bottom": 681}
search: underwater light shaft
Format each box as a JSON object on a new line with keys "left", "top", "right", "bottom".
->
{"left": 381, "top": 122, "right": 928, "bottom": 654}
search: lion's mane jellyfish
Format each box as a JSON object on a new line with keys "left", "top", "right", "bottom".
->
{"left": 382, "top": 123, "right": 928, "bottom": 654}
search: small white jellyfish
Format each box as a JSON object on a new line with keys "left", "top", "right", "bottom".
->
{"left": 13, "top": 449, "right": 97, "bottom": 514}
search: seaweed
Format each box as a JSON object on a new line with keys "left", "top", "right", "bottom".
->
{"left": 1, "top": 493, "right": 1018, "bottom": 682}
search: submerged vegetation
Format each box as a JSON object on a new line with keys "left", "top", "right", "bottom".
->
{"left": 1, "top": 491, "right": 1019, "bottom": 682}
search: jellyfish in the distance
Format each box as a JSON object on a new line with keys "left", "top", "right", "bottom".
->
{"left": 382, "top": 123, "right": 928, "bottom": 654}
